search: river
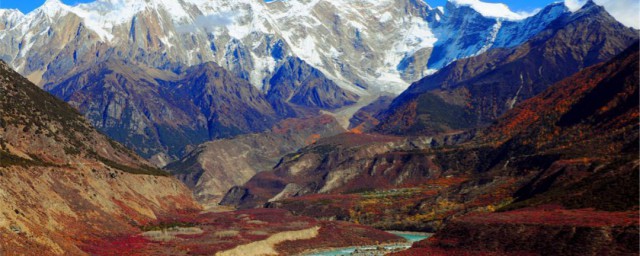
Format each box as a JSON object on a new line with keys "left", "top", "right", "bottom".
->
{"left": 303, "top": 231, "right": 432, "bottom": 256}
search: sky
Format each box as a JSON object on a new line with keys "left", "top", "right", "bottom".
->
{"left": 1, "top": 0, "right": 638, "bottom": 28}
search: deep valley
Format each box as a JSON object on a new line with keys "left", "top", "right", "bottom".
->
{"left": 0, "top": 0, "right": 638, "bottom": 255}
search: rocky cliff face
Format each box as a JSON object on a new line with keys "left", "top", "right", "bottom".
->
{"left": 219, "top": 133, "right": 439, "bottom": 209}
{"left": 167, "top": 115, "right": 345, "bottom": 205}
{"left": 376, "top": 1, "right": 638, "bottom": 135}
{"left": 0, "top": 60, "right": 200, "bottom": 254}
{"left": 46, "top": 60, "right": 297, "bottom": 162}
{"left": 176, "top": 62, "right": 283, "bottom": 139}
{"left": 266, "top": 57, "right": 359, "bottom": 110}
{"left": 45, "top": 60, "right": 207, "bottom": 162}
{"left": 425, "top": 2, "right": 569, "bottom": 69}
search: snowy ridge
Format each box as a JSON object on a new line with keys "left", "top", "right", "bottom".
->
{"left": 0, "top": 9, "right": 24, "bottom": 31}
{"left": 492, "top": 2, "right": 568, "bottom": 48}
{"left": 0, "top": 0, "right": 574, "bottom": 95}
{"left": 426, "top": 0, "right": 569, "bottom": 69}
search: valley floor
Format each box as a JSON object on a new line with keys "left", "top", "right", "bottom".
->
{"left": 78, "top": 208, "right": 405, "bottom": 255}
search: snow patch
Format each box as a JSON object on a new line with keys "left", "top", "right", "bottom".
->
{"left": 379, "top": 12, "right": 393, "bottom": 23}
{"left": 475, "top": 20, "right": 501, "bottom": 55}
{"left": 249, "top": 52, "right": 277, "bottom": 90}
{"left": 564, "top": 0, "right": 587, "bottom": 11}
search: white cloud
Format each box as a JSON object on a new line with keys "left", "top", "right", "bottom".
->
{"left": 450, "top": 0, "right": 527, "bottom": 20}
{"left": 565, "top": 0, "right": 640, "bottom": 28}
{"left": 516, "top": 8, "right": 542, "bottom": 18}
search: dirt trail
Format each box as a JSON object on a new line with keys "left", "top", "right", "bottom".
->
{"left": 215, "top": 226, "right": 320, "bottom": 256}
{"left": 142, "top": 227, "right": 204, "bottom": 241}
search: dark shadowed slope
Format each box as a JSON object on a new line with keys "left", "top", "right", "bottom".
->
{"left": 401, "top": 43, "right": 640, "bottom": 255}
{"left": 266, "top": 57, "right": 360, "bottom": 110}
{"left": 46, "top": 60, "right": 208, "bottom": 161}
{"left": 47, "top": 60, "right": 299, "bottom": 163}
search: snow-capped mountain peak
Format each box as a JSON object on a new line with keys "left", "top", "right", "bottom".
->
{"left": 564, "top": 0, "right": 594, "bottom": 12}
{"left": 42, "top": 0, "right": 65, "bottom": 7}
{"left": 0, "top": 0, "right": 577, "bottom": 94}
{"left": 37, "top": 0, "right": 69, "bottom": 17}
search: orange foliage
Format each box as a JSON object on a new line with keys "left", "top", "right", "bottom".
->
{"left": 349, "top": 124, "right": 365, "bottom": 134}
{"left": 305, "top": 134, "right": 321, "bottom": 145}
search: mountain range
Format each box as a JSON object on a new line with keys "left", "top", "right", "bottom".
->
{"left": 217, "top": 1, "right": 637, "bottom": 208}
{"left": 3, "top": 0, "right": 630, "bottom": 164}
{"left": 375, "top": 1, "right": 637, "bottom": 135}
{"left": 2, "top": 0, "right": 636, "bottom": 164}
{"left": 1, "top": 0, "right": 574, "bottom": 92}
{"left": 0, "top": 0, "right": 638, "bottom": 254}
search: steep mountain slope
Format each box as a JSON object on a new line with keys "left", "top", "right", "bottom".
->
{"left": 1, "top": 0, "right": 576, "bottom": 93}
{"left": 376, "top": 1, "right": 638, "bottom": 135}
{"left": 478, "top": 41, "right": 639, "bottom": 209}
{"left": 0, "top": 61, "right": 200, "bottom": 254}
{"left": 395, "top": 41, "right": 639, "bottom": 255}
{"left": 1, "top": 60, "right": 159, "bottom": 172}
{"left": 45, "top": 60, "right": 207, "bottom": 162}
{"left": 167, "top": 115, "right": 345, "bottom": 205}
{"left": 266, "top": 57, "right": 359, "bottom": 110}
{"left": 175, "top": 62, "right": 282, "bottom": 139}
{"left": 47, "top": 60, "right": 293, "bottom": 163}
{"left": 0, "top": 9, "right": 22, "bottom": 31}
{"left": 222, "top": 42, "right": 639, "bottom": 242}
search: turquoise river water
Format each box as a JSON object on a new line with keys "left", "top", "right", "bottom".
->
{"left": 304, "top": 231, "right": 432, "bottom": 256}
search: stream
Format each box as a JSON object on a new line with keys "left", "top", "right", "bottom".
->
{"left": 303, "top": 231, "right": 432, "bottom": 256}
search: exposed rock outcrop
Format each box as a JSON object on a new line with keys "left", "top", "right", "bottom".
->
{"left": 167, "top": 115, "right": 345, "bottom": 204}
